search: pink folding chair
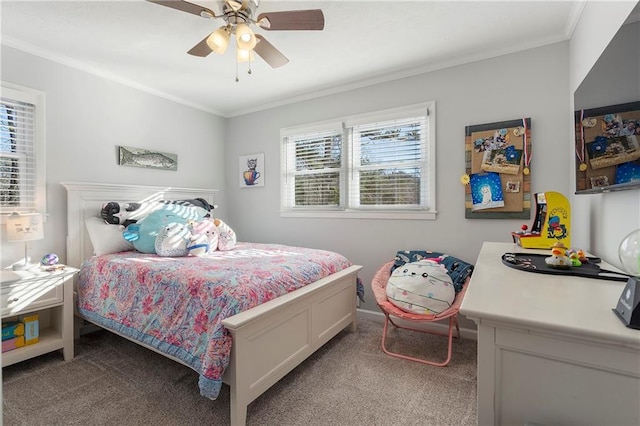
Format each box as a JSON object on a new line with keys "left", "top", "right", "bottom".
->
{"left": 371, "top": 260, "right": 471, "bottom": 367}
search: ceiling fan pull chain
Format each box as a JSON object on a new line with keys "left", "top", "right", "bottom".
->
{"left": 236, "top": 53, "right": 240, "bottom": 82}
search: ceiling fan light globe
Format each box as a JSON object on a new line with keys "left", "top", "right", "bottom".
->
{"left": 237, "top": 48, "right": 255, "bottom": 63}
{"left": 235, "top": 23, "right": 257, "bottom": 50}
{"left": 206, "top": 27, "right": 231, "bottom": 55}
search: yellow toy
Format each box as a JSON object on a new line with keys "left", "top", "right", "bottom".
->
{"left": 512, "top": 191, "right": 571, "bottom": 249}
{"left": 19, "top": 314, "right": 39, "bottom": 345}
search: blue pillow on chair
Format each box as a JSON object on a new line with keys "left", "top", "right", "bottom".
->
{"left": 392, "top": 250, "right": 474, "bottom": 293}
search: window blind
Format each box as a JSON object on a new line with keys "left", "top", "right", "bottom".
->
{"left": 280, "top": 102, "right": 435, "bottom": 218}
{"left": 0, "top": 95, "right": 37, "bottom": 212}
{"left": 350, "top": 116, "right": 427, "bottom": 208}
{"left": 283, "top": 129, "right": 343, "bottom": 208}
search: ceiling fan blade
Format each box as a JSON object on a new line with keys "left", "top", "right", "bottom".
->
{"left": 253, "top": 35, "right": 289, "bottom": 68}
{"left": 187, "top": 33, "right": 213, "bottom": 57}
{"left": 257, "top": 9, "right": 324, "bottom": 31}
{"left": 147, "top": 0, "right": 216, "bottom": 18}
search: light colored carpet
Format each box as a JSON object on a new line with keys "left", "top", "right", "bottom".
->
{"left": 2, "top": 317, "right": 477, "bottom": 425}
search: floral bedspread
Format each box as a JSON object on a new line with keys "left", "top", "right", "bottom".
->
{"left": 77, "top": 242, "right": 352, "bottom": 399}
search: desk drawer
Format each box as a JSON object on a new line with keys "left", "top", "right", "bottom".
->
{"left": 1, "top": 278, "right": 64, "bottom": 318}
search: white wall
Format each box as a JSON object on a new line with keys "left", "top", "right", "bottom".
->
{"left": 225, "top": 42, "right": 571, "bottom": 314}
{"left": 569, "top": 1, "right": 640, "bottom": 266}
{"left": 0, "top": 46, "right": 227, "bottom": 268}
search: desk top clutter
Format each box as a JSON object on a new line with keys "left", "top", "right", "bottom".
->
{"left": 501, "top": 248, "right": 630, "bottom": 282}
{"left": 461, "top": 242, "right": 640, "bottom": 347}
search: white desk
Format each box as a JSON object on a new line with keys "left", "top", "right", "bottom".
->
{"left": 460, "top": 242, "right": 640, "bottom": 426}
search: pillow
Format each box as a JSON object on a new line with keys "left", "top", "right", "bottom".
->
{"left": 155, "top": 221, "right": 191, "bottom": 257}
{"left": 214, "top": 219, "right": 236, "bottom": 251}
{"left": 85, "top": 217, "right": 134, "bottom": 256}
{"left": 189, "top": 219, "right": 219, "bottom": 255}
{"left": 392, "top": 250, "right": 474, "bottom": 293}
{"left": 386, "top": 260, "right": 455, "bottom": 315}
{"left": 101, "top": 198, "right": 214, "bottom": 227}
{"left": 122, "top": 205, "right": 208, "bottom": 254}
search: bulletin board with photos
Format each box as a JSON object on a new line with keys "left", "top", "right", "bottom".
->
{"left": 575, "top": 101, "right": 640, "bottom": 193}
{"left": 464, "top": 118, "right": 531, "bottom": 219}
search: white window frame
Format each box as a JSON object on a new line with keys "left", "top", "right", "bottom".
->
{"left": 281, "top": 102, "right": 436, "bottom": 220}
{"left": 0, "top": 82, "right": 46, "bottom": 223}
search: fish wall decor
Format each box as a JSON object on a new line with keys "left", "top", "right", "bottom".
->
{"left": 118, "top": 146, "right": 178, "bottom": 171}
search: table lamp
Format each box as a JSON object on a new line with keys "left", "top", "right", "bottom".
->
{"left": 614, "top": 228, "right": 640, "bottom": 329}
{"left": 6, "top": 212, "right": 44, "bottom": 271}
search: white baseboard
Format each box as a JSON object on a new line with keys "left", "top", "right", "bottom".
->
{"left": 357, "top": 308, "right": 478, "bottom": 341}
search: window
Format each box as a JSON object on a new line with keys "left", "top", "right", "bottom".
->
{"left": 0, "top": 82, "right": 46, "bottom": 217}
{"left": 281, "top": 103, "right": 436, "bottom": 219}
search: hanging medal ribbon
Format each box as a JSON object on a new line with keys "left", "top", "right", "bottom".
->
{"left": 576, "top": 110, "right": 587, "bottom": 171}
{"left": 522, "top": 118, "right": 531, "bottom": 175}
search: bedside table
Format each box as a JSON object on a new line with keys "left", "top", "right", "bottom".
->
{"left": 1, "top": 266, "right": 78, "bottom": 367}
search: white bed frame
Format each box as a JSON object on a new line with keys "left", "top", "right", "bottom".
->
{"left": 62, "top": 182, "right": 362, "bottom": 425}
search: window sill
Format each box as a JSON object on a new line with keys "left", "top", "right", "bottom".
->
{"left": 280, "top": 209, "right": 437, "bottom": 220}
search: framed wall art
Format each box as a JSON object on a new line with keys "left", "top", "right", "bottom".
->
{"left": 575, "top": 101, "right": 640, "bottom": 193}
{"left": 118, "top": 146, "right": 178, "bottom": 171}
{"left": 464, "top": 118, "right": 532, "bottom": 219}
{"left": 239, "top": 153, "right": 264, "bottom": 188}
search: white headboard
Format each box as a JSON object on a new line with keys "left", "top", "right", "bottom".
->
{"left": 61, "top": 182, "right": 218, "bottom": 268}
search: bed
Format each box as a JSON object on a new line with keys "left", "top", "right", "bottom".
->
{"left": 62, "top": 182, "right": 362, "bottom": 425}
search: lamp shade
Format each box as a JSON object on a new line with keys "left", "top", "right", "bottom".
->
{"left": 235, "top": 23, "right": 256, "bottom": 50}
{"left": 207, "top": 26, "right": 231, "bottom": 55}
{"left": 6, "top": 212, "right": 44, "bottom": 242}
{"left": 237, "top": 48, "right": 255, "bottom": 63}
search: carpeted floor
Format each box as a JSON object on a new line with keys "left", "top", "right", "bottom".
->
{"left": 2, "top": 317, "right": 477, "bottom": 425}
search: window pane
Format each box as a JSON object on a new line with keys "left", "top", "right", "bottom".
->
{"left": 294, "top": 172, "right": 340, "bottom": 206}
{"left": 0, "top": 104, "right": 20, "bottom": 207}
{"left": 0, "top": 96, "right": 37, "bottom": 211}
{"left": 0, "top": 156, "right": 19, "bottom": 206}
{"left": 359, "top": 168, "right": 421, "bottom": 205}
{"left": 0, "top": 84, "right": 45, "bottom": 215}
{"left": 294, "top": 134, "right": 342, "bottom": 171}
{"left": 359, "top": 122, "right": 422, "bottom": 166}
{"left": 285, "top": 131, "right": 342, "bottom": 208}
{"left": 352, "top": 116, "right": 426, "bottom": 208}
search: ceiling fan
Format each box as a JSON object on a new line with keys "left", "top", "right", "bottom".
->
{"left": 147, "top": 0, "right": 324, "bottom": 75}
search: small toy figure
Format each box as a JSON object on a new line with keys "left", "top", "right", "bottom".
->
{"left": 545, "top": 241, "right": 571, "bottom": 269}
{"left": 576, "top": 249, "right": 589, "bottom": 263}
{"left": 567, "top": 250, "right": 582, "bottom": 267}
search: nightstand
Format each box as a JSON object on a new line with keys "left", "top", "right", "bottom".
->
{"left": 1, "top": 266, "right": 78, "bottom": 367}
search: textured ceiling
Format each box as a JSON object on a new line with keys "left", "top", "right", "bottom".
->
{"left": 1, "top": 1, "right": 583, "bottom": 117}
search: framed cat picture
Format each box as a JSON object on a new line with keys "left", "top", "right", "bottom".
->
{"left": 239, "top": 153, "right": 264, "bottom": 188}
